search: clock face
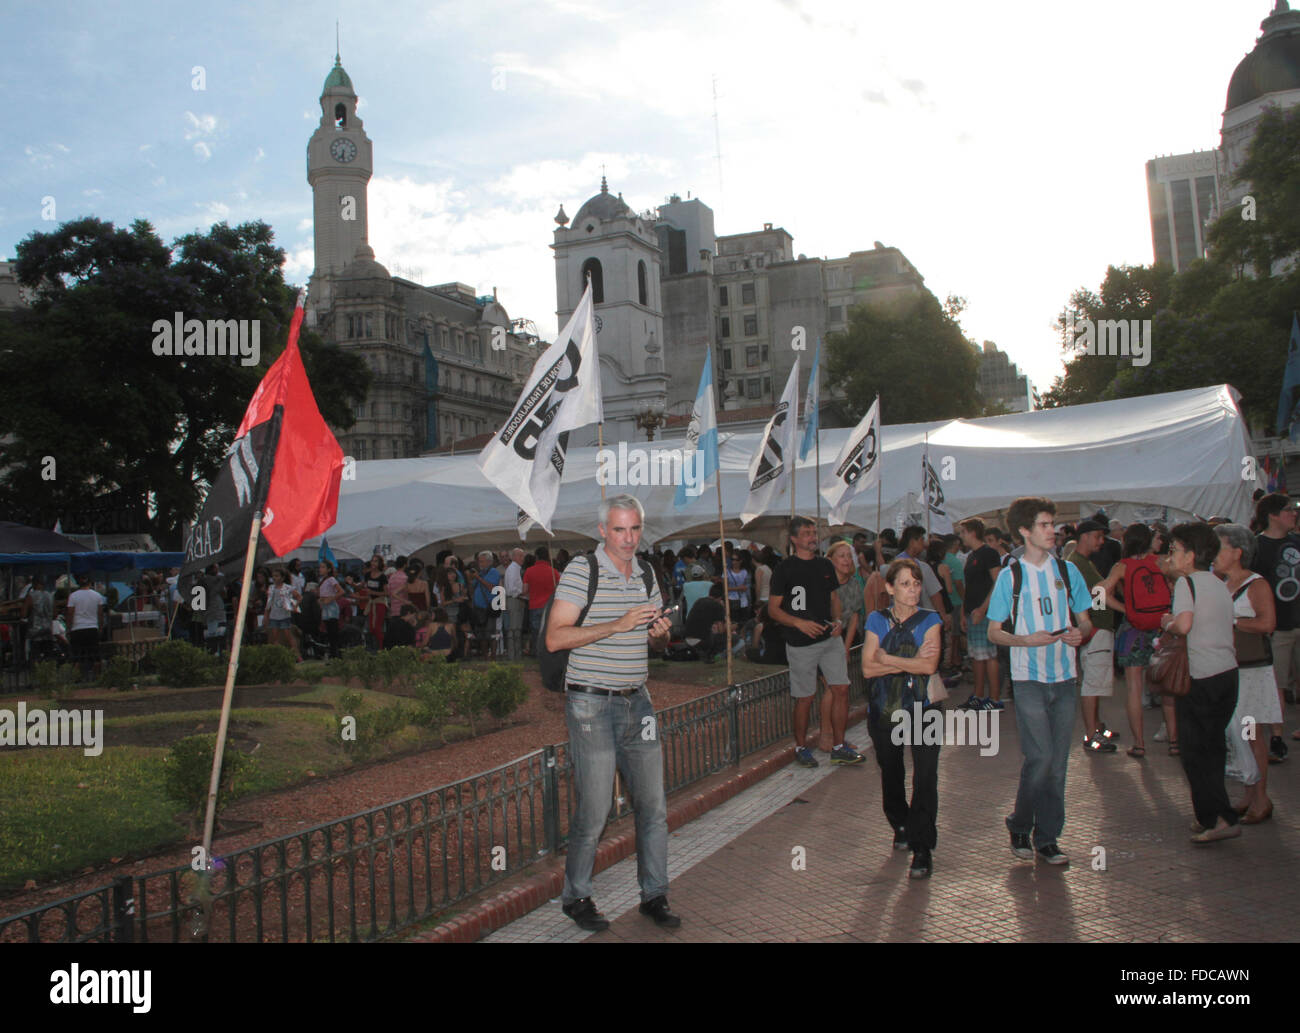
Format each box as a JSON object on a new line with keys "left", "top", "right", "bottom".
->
{"left": 593, "top": 314, "right": 603, "bottom": 333}
{"left": 330, "top": 137, "right": 357, "bottom": 163}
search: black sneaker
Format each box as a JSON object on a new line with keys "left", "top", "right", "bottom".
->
{"left": 892, "top": 826, "right": 909, "bottom": 851}
{"left": 908, "top": 847, "right": 932, "bottom": 879}
{"left": 1009, "top": 831, "right": 1034, "bottom": 860}
{"left": 1037, "top": 843, "right": 1069, "bottom": 866}
{"left": 562, "top": 897, "right": 610, "bottom": 931}
{"left": 638, "top": 895, "right": 682, "bottom": 928}
{"left": 1269, "top": 735, "right": 1288, "bottom": 764}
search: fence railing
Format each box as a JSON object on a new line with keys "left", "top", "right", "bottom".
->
{"left": 0, "top": 648, "right": 868, "bottom": 943}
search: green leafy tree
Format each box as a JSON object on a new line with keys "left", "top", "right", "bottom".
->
{"left": 826, "top": 290, "right": 982, "bottom": 424}
{"left": 0, "top": 217, "right": 369, "bottom": 544}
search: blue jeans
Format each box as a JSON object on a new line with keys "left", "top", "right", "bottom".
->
{"left": 1006, "top": 679, "right": 1077, "bottom": 848}
{"left": 563, "top": 686, "right": 669, "bottom": 904}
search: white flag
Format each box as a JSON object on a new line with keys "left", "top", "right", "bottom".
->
{"left": 740, "top": 359, "right": 800, "bottom": 526}
{"left": 922, "top": 444, "right": 953, "bottom": 534}
{"left": 478, "top": 283, "right": 602, "bottom": 533}
{"left": 820, "top": 396, "right": 881, "bottom": 526}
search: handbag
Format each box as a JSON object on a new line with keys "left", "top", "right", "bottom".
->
{"left": 1149, "top": 631, "right": 1191, "bottom": 697}
{"left": 926, "top": 672, "right": 948, "bottom": 704}
{"left": 1231, "top": 579, "right": 1272, "bottom": 668}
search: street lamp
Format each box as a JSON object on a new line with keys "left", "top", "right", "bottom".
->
{"left": 635, "top": 403, "right": 667, "bottom": 441}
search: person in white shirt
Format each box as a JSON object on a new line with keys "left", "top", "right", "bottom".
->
{"left": 65, "top": 574, "right": 106, "bottom": 679}
{"left": 504, "top": 547, "right": 526, "bottom": 661}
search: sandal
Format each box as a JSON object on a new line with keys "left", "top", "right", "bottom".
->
{"left": 1168, "top": 741, "right": 1181, "bottom": 756}
{"left": 1127, "top": 745, "right": 1146, "bottom": 759}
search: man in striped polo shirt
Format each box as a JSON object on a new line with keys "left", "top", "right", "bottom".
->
{"left": 546, "top": 494, "right": 678, "bottom": 932}
{"left": 987, "top": 497, "right": 1093, "bottom": 868}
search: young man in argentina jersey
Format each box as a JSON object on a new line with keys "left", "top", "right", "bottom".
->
{"left": 987, "top": 497, "right": 1093, "bottom": 868}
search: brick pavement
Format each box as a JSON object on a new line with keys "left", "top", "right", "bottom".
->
{"left": 485, "top": 684, "right": 1298, "bottom": 943}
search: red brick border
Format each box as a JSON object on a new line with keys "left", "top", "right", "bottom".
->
{"left": 408, "top": 703, "right": 868, "bottom": 944}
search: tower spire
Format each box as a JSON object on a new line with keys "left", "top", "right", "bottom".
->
{"left": 335, "top": 20, "right": 340, "bottom": 62}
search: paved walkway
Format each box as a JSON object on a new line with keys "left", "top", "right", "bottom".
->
{"left": 485, "top": 690, "right": 1297, "bottom": 942}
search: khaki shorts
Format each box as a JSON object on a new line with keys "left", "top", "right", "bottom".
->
{"left": 1079, "top": 629, "right": 1114, "bottom": 697}
{"left": 787, "top": 636, "right": 849, "bottom": 698}
{"left": 1271, "top": 627, "right": 1300, "bottom": 694}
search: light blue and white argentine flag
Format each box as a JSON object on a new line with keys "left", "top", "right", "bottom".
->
{"left": 674, "top": 349, "right": 720, "bottom": 508}
{"left": 798, "top": 340, "right": 820, "bottom": 461}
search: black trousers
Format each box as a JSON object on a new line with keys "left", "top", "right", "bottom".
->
{"left": 867, "top": 707, "right": 941, "bottom": 850}
{"left": 1175, "top": 667, "right": 1239, "bottom": 830}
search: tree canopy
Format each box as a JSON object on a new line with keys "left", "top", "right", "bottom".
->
{"left": 825, "top": 290, "right": 984, "bottom": 425}
{"left": 0, "top": 217, "right": 369, "bottom": 545}
{"left": 1042, "top": 105, "right": 1300, "bottom": 431}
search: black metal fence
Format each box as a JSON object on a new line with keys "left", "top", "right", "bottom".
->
{"left": 0, "top": 649, "right": 868, "bottom": 943}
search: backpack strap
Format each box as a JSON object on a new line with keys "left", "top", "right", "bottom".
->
{"left": 575, "top": 556, "right": 600, "bottom": 628}
{"left": 1232, "top": 573, "right": 1260, "bottom": 601}
{"left": 1010, "top": 559, "right": 1022, "bottom": 630}
{"left": 1055, "top": 555, "right": 1079, "bottom": 628}
{"left": 636, "top": 557, "right": 659, "bottom": 604}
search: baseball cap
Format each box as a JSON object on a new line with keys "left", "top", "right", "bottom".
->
{"left": 687, "top": 565, "right": 707, "bottom": 581}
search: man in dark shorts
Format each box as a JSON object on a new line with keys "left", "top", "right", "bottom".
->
{"left": 769, "top": 516, "right": 862, "bottom": 767}
{"left": 959, "top": 518, "right": 1003, "bottom": 711}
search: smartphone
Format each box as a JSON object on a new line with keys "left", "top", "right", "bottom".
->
{"left": 1050, "top": 628, "right": 1071, "bottom": 637}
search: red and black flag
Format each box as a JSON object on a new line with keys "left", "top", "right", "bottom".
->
{"left": 179, "top": 293, "right": 344, "bottom": 589}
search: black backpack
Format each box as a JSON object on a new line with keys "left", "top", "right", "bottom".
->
{"left": 538, "top": 554, "right": 659, "bottom": 692}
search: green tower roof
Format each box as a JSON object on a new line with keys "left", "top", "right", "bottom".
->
{"left": 323, "top": 55, "right": 353, "bottom": 92}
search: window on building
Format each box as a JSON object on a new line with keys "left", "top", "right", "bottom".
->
{"left": 459, "top": 374, "right": 467, "bottom": 391}
{"left": 580, "top": 258, "right": 605, "bottom": 304}
{"left": 403, "top": 404, "right": 410, "bottom": 420}
{"left": 747, "top": 378, "right": 760, "bottom": 399}
{"left": 441, "top": 328, "right": 449, "bottom": 350}
{"left": 741, "top": 283, "right": 755, "bottom": 305}
{"left": 719, "top": 285, "right": 729, "bottom": 307}
{"left": 364, "top": 314, "right": 374, "bottom": 338}
{"left": 829, "top": 305, "right": 844, "bottom": 323}
{"left": 721, "top": 317, "right": 731, "bottom": 338}
{"left": 763, "top": 376, "right": 771, "bottom": 395}
{"left": 455, "top": 332, "right": 463, "bottom": 353}
{"left": 729, "top": 260, "right": 737, "bottom": 271}
{"left": 637, "top": 260, "right": 648, "bottom": 306}
{"left": 372, "top": 439, "right": 379, "bottom": 459}
{"left": 746, "top": 346, "right": 759, "bottom": 367}
{"left": 412, "top": 360, "right": 418, "bottom": 378}
{"left": 390, "top": 403, "right": 398, "bottom": 418}
{"left": 355, "top": 403, "right": 365, "bottom": 420}
{"left": 742, "top": 260, "right": 750, "bottom": 269}
{"left": 458, "top": 418, "right": 466, "bottom": 435}
{"left": 723, "top": 349, "right": 732, "bottom": 370}
{"left": 357, "top": 440, "right": 367, "bottom": 460}
{"left": 744, "top": 315, "right": 757, "bottom": 336}
{"left": 370, "top": 402, "right": 377, "bottom": 418}
{"left": 392, "top": 439, "right": 399, "bottom": 458}
{"left": 756, "top": 255, "right": 765, "bottom": 267}
{"left": 761, "top": 345, "right": 769, "bottom": 363}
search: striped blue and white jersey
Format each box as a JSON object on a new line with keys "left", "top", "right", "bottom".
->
{"left": 986, "top": 556, "right": 1091, "bottom": 684}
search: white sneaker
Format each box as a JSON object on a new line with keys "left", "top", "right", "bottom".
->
{"left": 1153, "top": 722, "right": 1168, "bottom": 743}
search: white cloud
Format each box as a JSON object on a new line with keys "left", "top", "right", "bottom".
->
{"left": 184, "top": 112, "right": 218, "bottom": 139}
{"left": 193, "top": 141, "right": 212, "bottom": 161}
{"left": 255, "top": 147, "right": 266, "bottom": 162}
{"left": 198, "top": 200, "right": 230, "bottom": 221}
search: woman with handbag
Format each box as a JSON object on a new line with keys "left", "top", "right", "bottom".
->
{"left": 861, "top": 557, "right": 943, "bottom": 879}
{"left": 1160, "top": 523, "right": 1240, "bottom": 843}
{"left": 1213, "top": 523, "right": 1278, "bottom": 823}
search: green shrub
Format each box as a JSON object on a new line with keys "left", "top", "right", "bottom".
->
{"left": 412, "top": 670, "right": 451, "bottom": 740}
{"left": 162, "top": 734, "right": 255, "bottom": 832}
{"left": 448, "top": 668, "right": 490, "bottom": 736}
{"left": 338, "top": 646, "right": 379, "bottom": 691}
{"left": 32, "top": 660, "right": 76, "bottom": 700}
{"left": 148, "top": 640, "right": 219, "bottom": 688}
{"left": 482, "top": 664, "right": 528, "bottom": 722}
{"left": 298, "top": 662, "right": 327, "bottom": 686}
{"left": 377, "top": 647, "right": 423, "bottom": 691}
{"left": 235, "top": 644, "right": 296, "bottom": 685}
{"left": 98, "top": 655, "right": 137, "bottom": 692}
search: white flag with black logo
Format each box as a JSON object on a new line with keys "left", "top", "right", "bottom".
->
{"left": 740, "top": 358, "right": 800, "bottom": 525}
{"left": 921, "top": 443, "right": 953, "bottom": 534}
{"left": 478, "top": 283, "right": 602, "bottom": 533}
{"left": 820, "top": 395, "right": 881, "bottom": 526}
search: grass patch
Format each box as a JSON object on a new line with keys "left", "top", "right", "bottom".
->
{"left": 648, "top": 657, "right": 773, "bottom": 687}
{"left": 0, "top": 747, "right": 178, "bottom": 891}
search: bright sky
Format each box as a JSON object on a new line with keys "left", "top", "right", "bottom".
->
{"left": 0, "top": 0, "right": 1274, "bottom": 397}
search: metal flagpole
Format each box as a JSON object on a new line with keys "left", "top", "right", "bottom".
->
{"left": 716, "top": 462, "right": 733, "bottom": 687}
{"left": 924, "top": 431, "right": 931, "bottom": 538}
{"left": 598, "top": 422, "right": 623, "bottom": 810}
{"left": 875, "top": 395, "right": 883, "bottom": 535}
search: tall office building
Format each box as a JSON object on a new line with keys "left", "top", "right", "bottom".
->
{"left": 1146, "top": 151, "right": 1221, "bottom": 271}
{"left": 977, "top": 341, "right": 1038, "bottom": 414}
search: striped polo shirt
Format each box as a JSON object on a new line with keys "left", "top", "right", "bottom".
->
{"left": 986, "top": 555, "right": 1091, "bottom": 684}
{"left": 557, "top": 545, "right": 665, "bottom": 688}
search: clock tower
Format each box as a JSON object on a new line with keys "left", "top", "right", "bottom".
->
{"left": 306, "top": 51, "right": 373, "bottom": 318}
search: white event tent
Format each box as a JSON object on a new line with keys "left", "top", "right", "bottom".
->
{"left": 303, "top": 385, "right": 1260, "bottom": 557}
